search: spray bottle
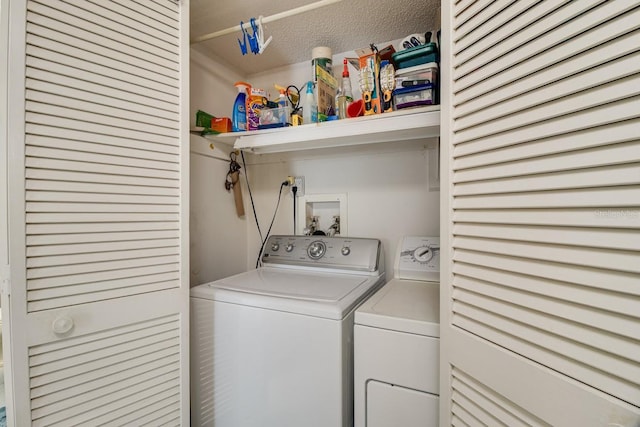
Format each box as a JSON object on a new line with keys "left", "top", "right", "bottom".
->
{"left": 336, "top": 59, "right": 354, "bottom": 119}
{"left": 302, "top": 81, "right": 317, "bottom": 124}
{"left": 278, "top": 88, "right": 291, "bottom": 125}
{"left": 232, "top": 81, "right": 251, "bottom": 132}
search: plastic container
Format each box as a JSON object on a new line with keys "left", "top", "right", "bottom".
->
{"left": 258, "top": 106, "right": 291, "bottom": 128}
{"left": 393, "top": 84, "right": 434, "bottom": 109}
{"left": 232, "top": 81, "right": 250, "bottom": 132}
{"left": 392, "top": 43, "right": 438, "bottom": 69}
{"left": 313, "top": 47, "right": 337, "bottom": 118}
{"left": 312, "top": 46, "right": 332, "bottom": 82}
{"left": 347, "top": 99, "right": 364, "bottom": 117}
{"left": 394, "top": 62, "right": 438, "bottom": 89}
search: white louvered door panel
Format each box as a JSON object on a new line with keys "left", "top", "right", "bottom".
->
{"left": 441, "top": 1, "right": 640, "bottom": 426}
{"left": 5, "top": 0, "right": 189, "bottom": 425}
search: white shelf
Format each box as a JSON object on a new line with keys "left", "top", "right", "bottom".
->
{"left": 189, "top": 128, "right": 234, "bottom": 145}
{"left": 209, "top": 105, "right": 440, "bottom": 154}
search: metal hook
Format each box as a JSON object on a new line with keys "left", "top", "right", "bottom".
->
{"left": 225, "top": 152, "right": 242, "bottom": 191}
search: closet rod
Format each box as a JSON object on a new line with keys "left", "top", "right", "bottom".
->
{"left": 190, "top": 0, "right": 343, "bottom": 44}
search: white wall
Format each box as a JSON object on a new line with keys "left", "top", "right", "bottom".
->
{"left": 190, "top": 43, "right": 440, "bottom": 281}
{"left": 190, "top": 47, "right": 244, "bottom": 125}
{"left": 189, "top": 138, "right": 249, "bottom": 285}
{"left": 189, "top": 48, "right": 249, "bottom": 286}
{"left": 242, "top": 141, "right": 440, "bottom": 277}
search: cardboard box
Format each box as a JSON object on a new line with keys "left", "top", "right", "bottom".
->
{"left": 315, "top": 65, "right": 338, "bottom": 117}
{"left": 210, "top": 117, "right": 232, "bottom": 133}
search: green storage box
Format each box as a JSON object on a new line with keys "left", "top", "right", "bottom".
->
{"left": 392, "top": 43, "right": 438, "bottom": 69}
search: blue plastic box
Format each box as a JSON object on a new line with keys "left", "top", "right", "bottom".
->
{"left": 393, "top": 84, "right": 434, "bottom": 109}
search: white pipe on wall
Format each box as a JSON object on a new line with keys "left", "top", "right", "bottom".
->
{"left": 190, "top": 0, "right": 343, "bottom": 44}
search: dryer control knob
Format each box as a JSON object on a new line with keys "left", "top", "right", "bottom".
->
{"left": 412, "top": 246, "right": 434, "bottom": 263}
{"left": 341, "top": 246, "right": 351, "bottom": 256}
{"left": 271, "top": 243, "right": 280, "bottom": 251}
{"left": 285, "top": 243, "right": 295, "bottom": 252}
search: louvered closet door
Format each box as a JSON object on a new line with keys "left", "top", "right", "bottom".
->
{"left": 6, "top": 0, "right": 189, "bottom": 425}
{"left": 440, "top": 1, "right": 640, "bottom": 425}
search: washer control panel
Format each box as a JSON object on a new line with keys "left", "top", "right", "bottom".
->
{"left": 263, "top": 235, "right": 381, "bottom": 272}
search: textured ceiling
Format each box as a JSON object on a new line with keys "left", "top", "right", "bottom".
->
{"left": 190, "top": 0, "right": 441, "bottom": 77}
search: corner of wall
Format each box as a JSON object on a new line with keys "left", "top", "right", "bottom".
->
{"left": 189, "top": 46, "right": 246, "bottom": 124}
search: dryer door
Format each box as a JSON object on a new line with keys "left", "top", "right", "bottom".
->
{"left": 367, "top": 381, "right": 438, "bottom": 427}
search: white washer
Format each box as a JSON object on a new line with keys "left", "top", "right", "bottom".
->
{"left": 191, "top": 235, "right": 385, "bottom": 427}
{"left": 354, "top": 236, "right": 440, "bottom": 427}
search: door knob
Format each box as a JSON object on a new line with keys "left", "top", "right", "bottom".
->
{"left": 52, "top": 316, "right": 74, "bottom": 335}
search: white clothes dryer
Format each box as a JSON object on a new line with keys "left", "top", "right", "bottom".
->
{"left": 190, "top": 235, "right": 385, "bottom": 427}
{"left": 354, "top": 236, "right": 440, "bottom": 427}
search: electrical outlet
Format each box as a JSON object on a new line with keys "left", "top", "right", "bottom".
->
{"left": 290, "top": 176, "right": 304, "bottom": 197}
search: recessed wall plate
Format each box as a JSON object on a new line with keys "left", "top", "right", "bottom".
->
{"left": 296, "top": 193, "right": 348, "bottom": 236}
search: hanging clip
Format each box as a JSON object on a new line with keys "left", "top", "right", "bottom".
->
{"left": 238, "top": 21, "right": 249, "bottom": 55}
{"left": 239, "top": 16, "right": 273, "bottom": 56}
{"left": 247, "top": 18, "right": 260, "bottom": 54}
{"left": 257, "top": 16, "right": 272, "bottom": 54}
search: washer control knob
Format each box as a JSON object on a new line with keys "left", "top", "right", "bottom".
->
{"left": 285, "top": 243, "right": 295, "bottom": 252}
{"left": 341, "top": 246, "right": 351, "bottom": 256}
{"left": 307, "top": 241, "right": 326, "bottom": 259}
{"left": 271, "top": 243, "right": 280, "bottom": 251}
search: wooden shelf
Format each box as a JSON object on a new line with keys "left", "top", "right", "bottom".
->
{"left": 207, "top": 105, "right": 440, "bottom": 154}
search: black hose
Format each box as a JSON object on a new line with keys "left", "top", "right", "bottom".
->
{"left": 292, "top": 185, "right": 298, "bottom": 234}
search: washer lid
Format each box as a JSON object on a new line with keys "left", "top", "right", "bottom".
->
{"left": 190, "top": 267, "right": 384, "bottom": 320}
{"left": 355, "top": 278, "right": 440, "bottom": 337}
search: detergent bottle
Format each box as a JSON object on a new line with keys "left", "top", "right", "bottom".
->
{"left": 247, "top": 87, "right": 267, "bottom": 131}
{"left": 232, "top": 81, "right": 251, "bottom": 132}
